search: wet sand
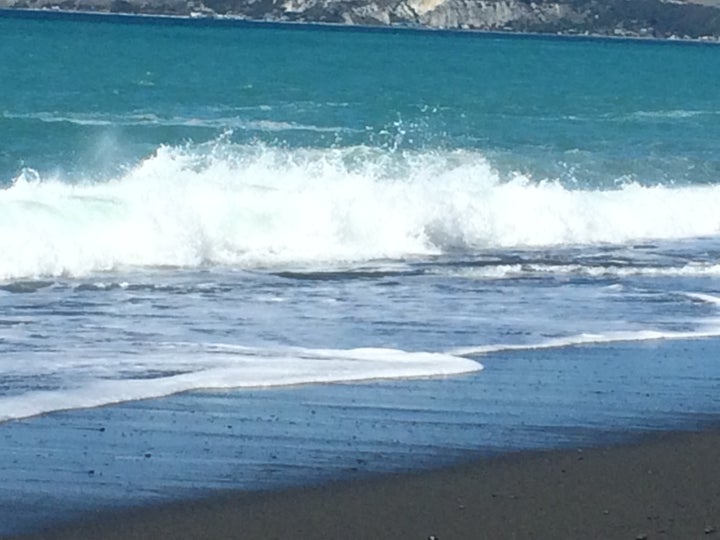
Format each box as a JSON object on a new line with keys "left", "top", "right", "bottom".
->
{"left": 3, "top": 340, "right": 720, "bottom": 538}
{"left": 14, "top": 428, "right": 720, "bottom": 540}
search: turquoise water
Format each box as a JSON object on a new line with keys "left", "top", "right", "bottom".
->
{"left": 1, "top": 12, "right": 720, "bottom": 534}
{"left": 2, "top": 15, "right": 720, "bottom": 186}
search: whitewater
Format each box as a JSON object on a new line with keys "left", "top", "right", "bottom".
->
{"left": 2, "top": 141, "right": 720, "bottom": 280}
{"left": 1, "top": 13, "right": 720, "bottom": 427}
{"left": 2, "top": 136, "right": 720, "bottom": 420}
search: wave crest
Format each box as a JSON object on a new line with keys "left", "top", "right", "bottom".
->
{"left": 2, "top": 141, "right": 720, "bottom": 280}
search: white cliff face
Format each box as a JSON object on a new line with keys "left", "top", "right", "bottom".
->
{"left": 346, "top": 2, "right": 392, "bottom": 24}
{"left": 281, "top": 0, "right": 304, "bottom": 14}
{"left": 406, "top": 0, "right": 446, "bottom": 16}
{"left": 271, "top": 0, "right": 583, "bottom": 29}
{"left": 419, "top": 0, "right": 530, "bottom": 29}
{"left": 407, "top": 0, "right": 581, "bottom": 30}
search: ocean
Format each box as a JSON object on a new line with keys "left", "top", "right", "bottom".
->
{"left": 1, "top": 12, "right": 720, "bottom": 534}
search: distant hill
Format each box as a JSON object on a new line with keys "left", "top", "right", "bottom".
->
{"left": 2, "top": 0, "right": 720, "bottom": 40}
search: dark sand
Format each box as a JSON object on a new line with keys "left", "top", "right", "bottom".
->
{"left": 13, "top": 428, "right": 720, "bottom": 540}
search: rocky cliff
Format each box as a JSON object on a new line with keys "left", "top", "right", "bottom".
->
{"left": 2, "top": 0, "right": 720, "bottom": 39}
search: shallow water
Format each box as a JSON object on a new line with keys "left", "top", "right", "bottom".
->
{"left": 1, "top": 12, "right": 719, "bottom": 534}
{"left": 2, "top": 338, "right": 720, "bottom": 534}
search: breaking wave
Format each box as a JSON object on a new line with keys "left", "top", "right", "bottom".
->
{"left": 2, "top": 141, "right": 720, "bottom": 280}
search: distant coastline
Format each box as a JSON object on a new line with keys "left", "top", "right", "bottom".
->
{"left": 2, "top": 5, "right": 720, "bottom": 45}
{"left": 1, "top": 0, "right": 720, "bottom": 43}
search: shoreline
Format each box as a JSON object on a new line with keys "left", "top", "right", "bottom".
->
{"left": 1, "top": 7, "right": 719, "bottom": 46}
{"left": 2, "top": 338, "right": 720, "bottom": 537}
{"left": 10, "top": 426, "right": 720, "bottom": 540}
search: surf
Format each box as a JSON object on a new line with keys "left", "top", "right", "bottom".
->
{"left": 2, "top": 140, "right": 720, "bottom": 281}
{"left": 0, "top": 345, "right": 482, "bottom": 422}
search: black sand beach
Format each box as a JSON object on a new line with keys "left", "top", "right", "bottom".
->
{"left": 11, "top": 428, "right": 720, "bottom": 540}
{"left": 2, "top": 340, "right": 720, "bottom": 539}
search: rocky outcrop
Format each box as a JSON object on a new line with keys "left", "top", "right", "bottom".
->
{"left": 2, "top": 0, "right": 720, "bottom": 40}
{"left": 404, "top": 0, "right": 579, "bottom": 31}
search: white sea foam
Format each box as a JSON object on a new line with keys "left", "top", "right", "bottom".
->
{"left": 2, "top": 111, "right": 352, "bottom": 133}
{"left": 685, "top": 292, "right": 720, "bottom": 305}
{"left": 450, "top": 327, "right": 720, "bottom": 357}
{"left": 629, "top": 109, "right": 720, "bottom": 120}
{"left": 0, "top": 346, "right": 481, "bottom": 422}
{"left": 2, "top": 141, "right": 720, "bottom": 280}
{"left": 437, "top": 263, "right": 720, "bottom": 280}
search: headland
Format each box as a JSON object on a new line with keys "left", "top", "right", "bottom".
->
{"left": 1, "top": 0, "right": 720, "bottom": 41}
